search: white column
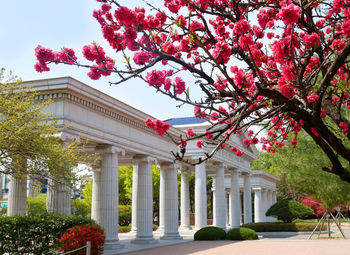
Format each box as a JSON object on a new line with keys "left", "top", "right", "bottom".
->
{"left": 160, "top": 164, "right": 182, "bottom": 240}
{"left": 93, "top": 146, "right": 122, "bottom": 249}
{"left": 91, "top": 170, "right": 100, "bottom": 221}
{"left": 267, "top": 190, "right": 274, "bottom": 222}
{"left": 229, "top": 169, "right": 241, "bottom": 228}
{"left": 262, "top": 189, "right": 268, "bottom": 222}
{"left": 243, "top": 174, "right": 252, "bottom": 224}
{"left": 131, "top": 156, "right": 157, "bottom": 244}
{"left": 253, "top": 188, "right": 263, "bottom": 223}
{"left": 226, "top": 192, "right": 229, "bottom": 227}
{"left": 180, "top": 170, "right": 191, "bottom": 230}
{"left": 212, "top": 178, "right": 216, "bottom": 225}
{"left": 157, "top": 166, "right": 166, "bottom": 233}
{"left": 195, "top": 161, "right": 207, "bottom": 229}
{"left": 0, "top": 173, "right": 3, "bottom": 200}
{"left": 272, "top": 190, "right": 277, "bottom": 204}
{"left": 213, "top": 164, "right": 226, "bottom": 229}
{"left": 46, "top": 179, "right": 71, "bottom": 215}
{"left": 130, "top": 165, "right": 138, "bottom": 235}
{"left": 27, "top": 177, "right": 34, "bottom": 197}
{"left": 7, "top": 176, "right": 27, "bottom": 216}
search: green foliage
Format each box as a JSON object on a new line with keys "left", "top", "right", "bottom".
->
{"left": 241, "top": 222, "right": 327, "bottom": 232}
{"left": 0, "top": 214, "right": 95, "bottom": 254}
{"left": 27, "top": 195, "right": 47, "bottom": 215}
{"left": 72, "top": 198, "right": 90, "bottom": 217}
{"left": 251, "top": 131, "right": 350, "bottom": 208}
{"left": 0, "top": 69, "right": 91, "bottom": 186}
{"left": 226, "top": 227, "right": 258, "bottom": 240}
{"left": 119, "top": 226, "right": 131, "bottom": 233}
{"left": 194, "top": 226, "right": 226, "bottom": 241}
{"left": 119, "top": 204, "right": 132, "bottom": 226}
{"left": 266, "top": 199, "right": 314, "bottom": 223}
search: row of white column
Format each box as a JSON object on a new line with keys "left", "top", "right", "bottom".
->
{"left": 6, "top": 149, "right": 277, "bottom": 249}
{"left": 254, "top": 188, "right": 277, "bottom": 222}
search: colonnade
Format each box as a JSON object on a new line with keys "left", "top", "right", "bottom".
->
{"left": 4, "top": 152, "right": 278, "bottom": 249}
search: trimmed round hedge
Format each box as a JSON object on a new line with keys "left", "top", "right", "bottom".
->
{"left": 194, "top": 226, "right": 226, "bottom": 240}
{"left": 226, "top": 227, "right": 258, "bottom": 240}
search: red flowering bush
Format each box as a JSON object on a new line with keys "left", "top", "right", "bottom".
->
{"left": 299, "top": 196, "right": 326, "bottom": 218}
{"left": 57, "top": 224, "right": 105, "bottom": 255}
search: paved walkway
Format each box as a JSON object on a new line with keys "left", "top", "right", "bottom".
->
{"left": 104, "top": 225, "right": 350, "bottom": 255}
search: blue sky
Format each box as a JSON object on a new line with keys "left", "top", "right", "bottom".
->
{"left": 0, "top": 0, "right": 194, "bottom": 120}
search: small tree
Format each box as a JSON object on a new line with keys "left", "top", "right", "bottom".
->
{"left": 0, "top": 69, "right": 89, "bottom": 186}
{"left": 266, "top": 199, "right": 314, "bottom": 223}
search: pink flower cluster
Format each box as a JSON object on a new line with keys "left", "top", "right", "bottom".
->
{"left": 34, "top": 46, "right": 77, "bottom": 73}
{"left": 145, "top": 118, "right": 171, "bottom": 136}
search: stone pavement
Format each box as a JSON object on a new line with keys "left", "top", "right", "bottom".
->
{"left": 104, "top": 225, "right": 350, "bottom": 255}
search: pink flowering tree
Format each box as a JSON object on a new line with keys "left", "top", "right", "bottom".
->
{"left": 35, "top": 0, "right": 350, "bottom": 183}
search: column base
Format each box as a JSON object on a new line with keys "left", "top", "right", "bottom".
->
{"left": 128, "top": 229, "right": 137, "bottom": 237}
{"left": 104, "top": 240, "right": 124, "bottom": 250}
{"left": 160, "top": 233, "right": 183, "bottom": 240}
{"left": 155, "top": 226, "right": 164, "bottom": 234}
{"left": 179, "top": 225, "right": 192, "bottom": 231}
{"left": 131, "top": 237, "right": 158, "bottom": 244}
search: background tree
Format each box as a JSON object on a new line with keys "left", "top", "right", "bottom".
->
{"left": 251, "top": 131, "right": 350, "bottom": 207}
{"left": 0, "top": 69, "right": 89, "bottom": 186}
{"left": 34, "top": 0, "right": 350, "bottom": 183}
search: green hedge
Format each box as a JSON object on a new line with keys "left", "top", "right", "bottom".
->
{"left": 194, "top": 226, "right": 226, "bottom": 241}
{"left": 118, "top": 225, "right": 158, "bottom": 233}
{"left": 241, "top": 222, "right": 327, "bottom": 232}
{"left": 266, "top": 199, "right": 314, "bottom": 223}
{"left": 227, "top": 227, "right": 258, "bottom": 240}
{"left": 0, "top": 214, "right": 96, "bottom": 254}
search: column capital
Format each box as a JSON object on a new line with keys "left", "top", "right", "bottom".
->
{"left": 252, "top": 187, "right": 262, "bottom": 192}
{"left": 159, "top": 161, "right": 181, "bottom": 170}
{"left": 228, "top": 168, "right": 240, "bottom": 174}
{"left": 96, "top": 145, "right": 125, "bottom": 156}
{"left": 132, "top": 155, "right": 157, "bottom": 164}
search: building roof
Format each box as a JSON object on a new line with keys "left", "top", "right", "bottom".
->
{"left": 165, "top": 117, "right": 207, "bottom": 126}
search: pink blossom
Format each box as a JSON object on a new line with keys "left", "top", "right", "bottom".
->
{"left": 243, "top": 139, "right": 250, "bottom": 146}
{"left": 35, "top": 46, "right": 55, "bottom": 63}
{"left": 340, "top": 122, "right": 349, "bottom": 133}
{"left": 146, "top": 70, "right": 166, "bottom": 87}
{"left": 291, "top": 137, "right": 298, "bottom": 146}
{"left": 212, "top": 41, "right": 231, "bottom": 64}
{"left": 174, "top": 77, "right": 186, "bottom": 94}
{"left": 279, "top": 4, "right": 300, "bottom": 25}
{"left": 34, "top": 62, "right": 50, "bottom": 72}
{"left": 307, "top": 93, "right": 319, "bottom": 103}
{"left": 145, "top": 118, "right": 170, "bottom": 136}
{"left": 133, "top": 51, "right": 151, "bottom": 65}
{"left": 210, "top": 112, "right": 219, "bottom": 121}
{"left": 214, "top": 78, "right": 227, "bottom": 90}
{"left": 114, "top": 6, "right": 136, "bottom": 26}
{"left": 124, "top": 28, "right": 137, "bottom": 43}
{"left": 341, "top": 19, "right": 350, "bottom": 38}
{"left": 332, "top": 40, "right": 345, "bottom": 53}
{"left": 303, "top": 32, "right": 321, "bottom": 48}
{"left": 236, "top": 150, "right": 244, "bottom": 157}
{"left": 87, "top": 67, "right": 102, "bottom": 80}
{"left": 278, "top": 77, "right": 295, "bottom": 99}
{"left": 196, "top": 140, "right": 203, "bottom": 149}
{"left": 233, "top": 20, "right": 250, "bottom": 35}
{"left": 251, "top": 137, "right": 259, "bottom": 145}
{"left": 187, "top": 128, "right": 194, "bottom": 136}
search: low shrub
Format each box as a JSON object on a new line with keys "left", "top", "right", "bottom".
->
{"left": 119, "top": 226, "right": 131, "bottom": 233}
{"left": 153, "top": 224, "right": 159, "bottom": 231}
{"left": 119, "top": 205, "right": 132, "bottom": 226}
{"left": 0, "top": 213, "right": 95, "bottom": 254}
{"left": 27, "top": 195, "right": 47, "bottom": 215}
{"left": 226, "top": 227, "right": 258, "bottom": 240}
{"left": 57, "top": 224, "right": 105, "bottom": 255}
{"left": 266, "top": 199, "right": 314, "bottom": 223}
{"left": 194, "top": 226, "right": 226, "bottom": 241}
{"left": 241, "top": 222, "right": 327, "bottom": 232}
